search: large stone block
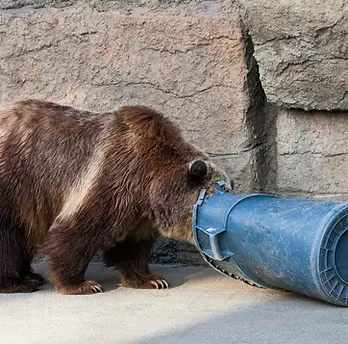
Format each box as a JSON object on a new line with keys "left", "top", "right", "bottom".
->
{"left": 237, "top": 0, "right": 348, "bottom": 111}
{"left": 276, "top": 108, "right": 348, "bottom": 199}
{"left": 0, "top": 0, "right": 258, "bottom": 192}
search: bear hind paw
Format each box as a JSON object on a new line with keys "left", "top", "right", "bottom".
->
{"left": 0, "top": 276, "right": 40, "bottom": 293}
{"left": 26, "top": 273, "right": 45, "bottom": 286}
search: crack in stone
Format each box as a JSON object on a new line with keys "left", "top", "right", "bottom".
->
{"left": 92, "top": 80, "right": 227, "bottom": 99}
{"left": 139, "top": 45, "right": 210, "bottom": 55}
{"left": 0, "top": 31, "right": 97, "bottom": 59}
{"left": 255, "top": 34, "right": 301, "bottom": 46}
{"left": 242, "top": 140, "right": 269, "bottom": 152}
{"left": 338, "top": 91, "right": 348, "bottom": 104}
{"left": 139, "top": 35, "right": 236, "bottom": 55}
{"left": 276, "top": 58, "right": 312, "bottom": 76}
{"left": 206, "top": 152, "right": 239, "bottom": 157}
{"left": 240, "top": 21, "right": 277, "bottom": 193}
{"left": 280, "top": 151, "right": 348, "bottom": 157}
{"left": 315, "top": 19, "right": 340, "bottom": 35}
{"left": 0, "top": 42, "right": 54, "bottom": 59}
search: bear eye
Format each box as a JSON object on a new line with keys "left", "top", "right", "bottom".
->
{"left": 188, "top": 160, "right": 208, "bottom": 178}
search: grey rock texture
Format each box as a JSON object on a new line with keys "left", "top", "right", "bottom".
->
{"left": 276, "top": 108, "right": 348, "bottom": 199}
{"left": 0, "top": 0, "right": 75, "bottom": 9}
{"left": 237, "top": 0, "right": 348, "bottom": 111}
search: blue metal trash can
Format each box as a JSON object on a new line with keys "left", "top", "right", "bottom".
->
{"left": 192, "top": 186, "right": 348, "bottom": 306}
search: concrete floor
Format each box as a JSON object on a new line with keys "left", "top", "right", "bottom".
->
{"left": 1, "top": 261, "right": 347, "bottom": 344}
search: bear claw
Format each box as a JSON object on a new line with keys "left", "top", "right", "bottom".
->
{"left": 122, "top": 274, "right": 169, "bottom": 290}
{"left": 91, "top": 283, "right": 103, "bottom": 293}
{"left": 148, "top": 277, "right": 169, "bottom": 290}
{"left": 150, "top": 280, "right": 159, "bottom": 289}
{"left": 57, "top": 280, "right": 104, "bottom": 295}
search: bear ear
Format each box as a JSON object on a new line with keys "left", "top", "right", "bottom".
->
{"left": 188, "top": 160, "right": 208, "bottom": 178}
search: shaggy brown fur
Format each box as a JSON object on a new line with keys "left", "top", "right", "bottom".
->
{"left": 0, "top": 100, "right": 232, "bottom": 294}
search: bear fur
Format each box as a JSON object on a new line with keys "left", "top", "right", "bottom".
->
{"left": 0, "top": 100, "right": 232, "bottom": 294}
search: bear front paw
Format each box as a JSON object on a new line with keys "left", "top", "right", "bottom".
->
{"left": 0, "top": 277, "right": 40, "bottom": 293}
{"left": 122, "top": 274, "right": 169, "bottom": 290}
{"left": 146, "top": 274, "right": 169, "bottom": 289}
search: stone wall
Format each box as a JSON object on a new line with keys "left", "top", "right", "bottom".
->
{"left": 1, "top": 0, "right": 347, "bottom": 264}
{"left": 238, "top": 0, "right": 348, "bottom": 200}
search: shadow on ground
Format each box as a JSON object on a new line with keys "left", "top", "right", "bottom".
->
{"left": 1, "top": 261, "right": 347, "bottom": 344}
{"left": 137, "top": 293, "right": 346, "bottom": 344}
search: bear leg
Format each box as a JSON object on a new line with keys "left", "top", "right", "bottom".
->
{"left": 41, "top": 222, "right": 104, "bottom": 295}
{"left": 0, "top": 217, "right": 40, "bottom": 293}
{"left": 103, "top": 237, "right": 169, "bottom": 290}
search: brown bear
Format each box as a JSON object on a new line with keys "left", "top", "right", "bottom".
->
{"left": 0, "top": 99, "right": 232, "bottom": 295}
